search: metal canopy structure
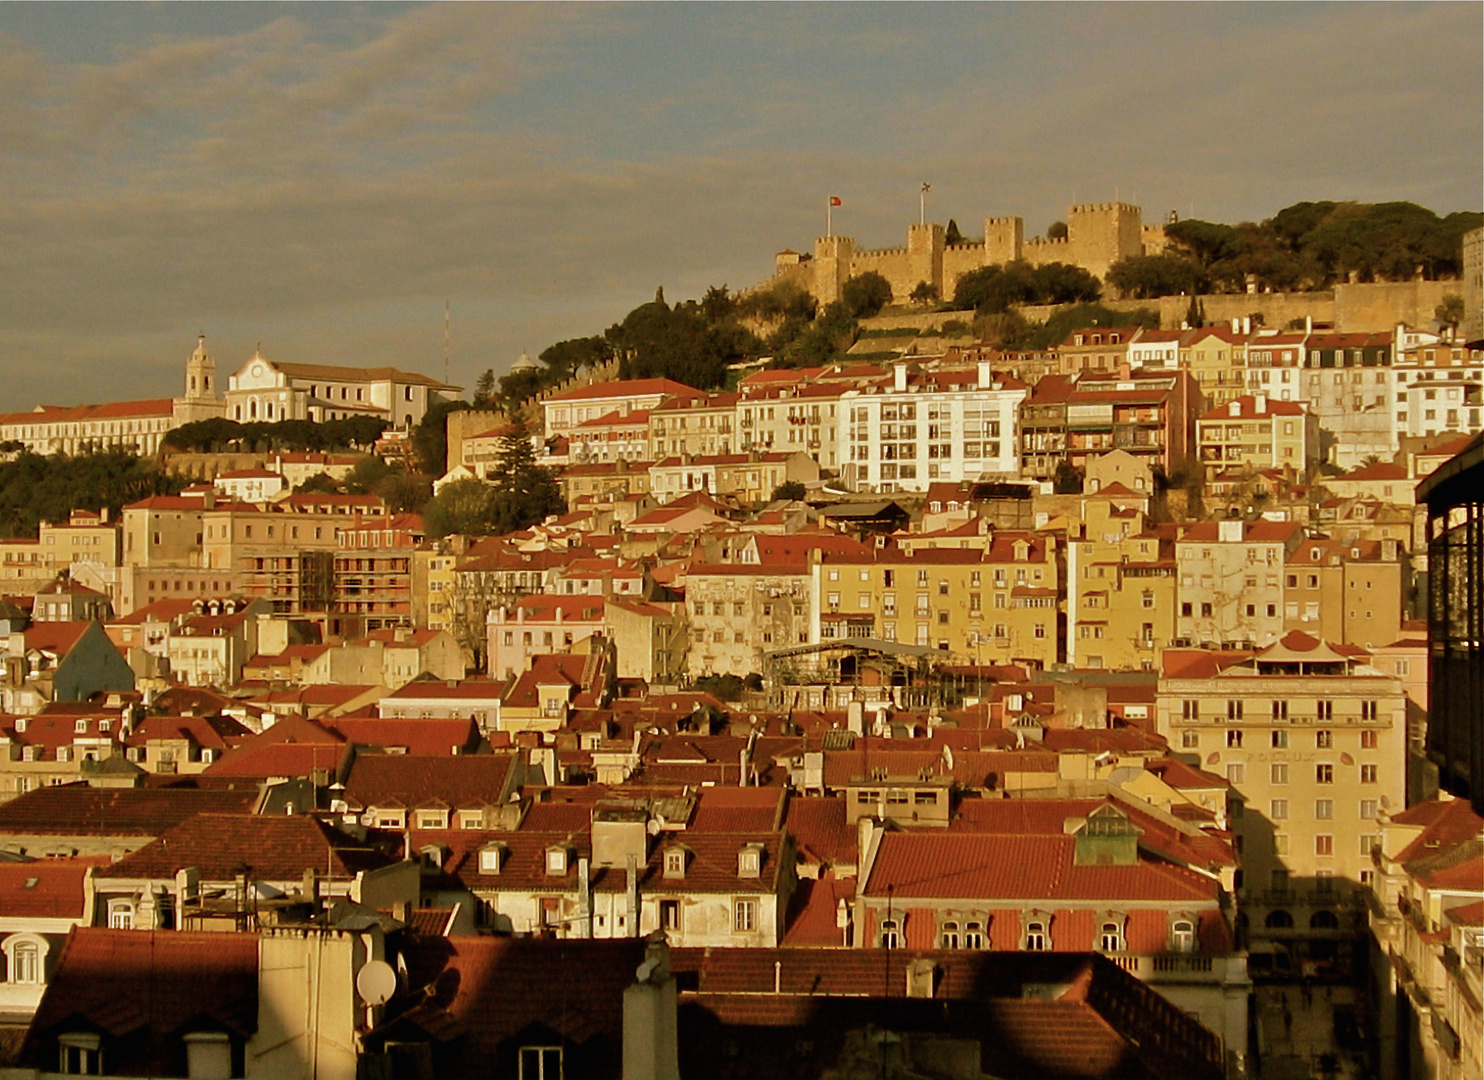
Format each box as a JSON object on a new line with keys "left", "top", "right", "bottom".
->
{"left": 1417, "top": 432, "right": 1483, "bottom": 813}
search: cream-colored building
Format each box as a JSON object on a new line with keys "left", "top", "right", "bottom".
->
{"left": 1180, "top": 326, "right": 1249, "bottom": 408}
{"left": 1283, "top": 536, "right": 1409, "bottom": 651}
{"left": 1066, "top": 498, "right": 1177, "bottom": 671}
{"left": 224, "top": 350, "right": 458, "bottom": 430}
{"left": 647, "top": 392, "right": 736, "bottom": 460}
{"left": 685, "top": 563, "right": 812, "bottom": 678}
{"left": 809, "top": 533, "right": 1060, "bottom": 669}
{"left": 1197, "top": 394, "right": 1318, "bottom": 475}
{"left": 1175, "top": 519, "right": 1304, "bottom": 649}
{"left": 648, "top": 451, "right": 818, "bottom": 505}
{"left": 1158, "top": 634, "right": 1408, "bottom": 973}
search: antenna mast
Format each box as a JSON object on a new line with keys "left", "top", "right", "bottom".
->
{"left": 443, "top": 299, "right": 451, "bottom": 388}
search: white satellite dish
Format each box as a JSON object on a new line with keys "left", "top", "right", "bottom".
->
{"left": 356, "top": 960, "right": 397, "bottom": 1006}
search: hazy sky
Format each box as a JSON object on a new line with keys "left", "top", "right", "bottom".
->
{"left": 0, "top": 2, "right": 1479, "bottom": 411}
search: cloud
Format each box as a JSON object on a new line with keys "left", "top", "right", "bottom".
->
{"left": 0, "top": 2, "right": 1477, "bottom": 412}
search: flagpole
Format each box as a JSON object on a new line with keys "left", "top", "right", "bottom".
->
{"left": 827, "top": 196, "right": 833, "bottom": 239}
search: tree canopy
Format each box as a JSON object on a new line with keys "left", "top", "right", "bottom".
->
{"left": 0, "top": 451, "right": 186, "bottom": 538}
{"left": 952, "top": 261, "right": 1102, "bottom": 314}
{"left": 163, "top": 415, "right": 387, "bottom": 454}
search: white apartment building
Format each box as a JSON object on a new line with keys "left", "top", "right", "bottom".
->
{"left": 1175, "top": 519, "right": 1304, "bottom": 649}
{"left": 839, "top": 362, "right": 1027, "bottom": 493}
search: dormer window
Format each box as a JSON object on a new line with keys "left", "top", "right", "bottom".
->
{"left": 416, "top": 810, "right": 448, "bottom": 831}
{"left": 74, "top": 720, "right": 87, "bottom": 734}
{"left": 738, "top": 842, "right": 764, "bottom": 879}
{"left": 479, "top": 844, "right": 506, "bottom": 874}
{"left": 546, "top": 846, "right": 568, "bottom": 876}
{"left": 1098, "top": 917, "right": 1126, "bottom": 952}
{"left": 663, "top": 849, "right": 686, "bottom": 880}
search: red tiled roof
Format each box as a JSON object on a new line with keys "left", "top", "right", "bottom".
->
{"left": 341, "top": 753, "right": 517, "bottom": 811}
{"left": 544, "top": 378, "right": 695, "bottom": 403}
{"left": 23, "top": 929, "right": 258, "bottom": 1070}
{"left": 94, "top": 813, "right": 394, "bottom": 882}
{"left": 865, "top": 832, "right": 1216, "bottom": 903}
{"left": 0, "top": 856, "right": 110, "bottom": 918}
{"left": 0, "top": 783, "right": 258, "bottom": 838}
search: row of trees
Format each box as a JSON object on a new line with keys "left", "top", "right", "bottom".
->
{"left": 163, "top": 416, "right": 388, "bottom": 454}
{"left": 1110, "top": 201, "right": 1481, "bottom": 298}
{"left": 0, "top": 451, "right": 185, "bottom": 539}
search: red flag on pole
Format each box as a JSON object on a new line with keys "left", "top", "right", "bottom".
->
{"left": 829, "top": 196, "right": 842, "bottom": 206}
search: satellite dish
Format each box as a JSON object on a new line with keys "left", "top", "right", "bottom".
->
{"left": 356, "top": 960, "right": 397, "bottom": 1006}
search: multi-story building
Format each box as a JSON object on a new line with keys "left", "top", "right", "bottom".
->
{"left": 1196, "top": 394, "right": 1318, "bottom": 476}
{"left": 1367, "top": 797, "right": 1483, "bottom": 1080}
{"left": 684, "top": 562, "right": 812, "bottom": 677}
{"left": 1283, "top": 535, "right": 1409, "bottom": 650}
{"left": 1021, "top": 371, "right": 1198, "bottom": 482}
{"left": 1056, "top": 326, "right": 1133, "bottom": 376}
{"left": 736, "top": 368, "right": 855, "bottom": 470}
{"left": 1158, "top": 633, "right": 1408, "bottom": 975}
{"left": 1066, "top": 499, "right": 1177, "bottom": 671}
{"left": 541, "top": 378, "right": 696, "bottom": 442}
{"left": 646, "top": 391, "right": 736, "bottom": 460}
{"left": 1180, "top": 326, "right": 1249, "bottom": 408}
{"left": 486, "top": 596, "right": 605, "bottom": 679}
{"left": 1174, "top": 519, "right": 1303, "bottom": 649}
{"left": 647, "top": 451, "right": 818, "bottom": 504}
{"left": 809, "top": 534, "right": 1060, "bottom": 669}
{"left": 224, "top": 351, "right": 458, "bottom": 429}
{"left": 567, "top": 407, "right": 653, "bottom": 465}
{"left": 1244, "top": 331, "right": 1308, "bottom": 402}
{"left": 839, "top": 361, "right": 1026, "bottom": 493}
{"left": 1301, "top": 332, "right": 1398, "bottom": 467}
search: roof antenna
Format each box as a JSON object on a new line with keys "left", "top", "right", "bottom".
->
{"left": 444, "top": 299, "right": 451, "bottom": 389}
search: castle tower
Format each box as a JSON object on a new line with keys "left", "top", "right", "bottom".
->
{"left": 184, "top": 334, "right": 216, "bottom": 401}
{"left": 812, "top": 235, "right": 856, "bottom": 307}
{"left": 1067, "top": 203, "right": 1143, "bottom": 280}
{"left": 984, "top": 217, "right": 1024, "bottom": 267}
{"left": 907, "top": 223, "right": 945, "bottom": 300}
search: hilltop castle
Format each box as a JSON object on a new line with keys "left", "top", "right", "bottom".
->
{"left": 769, "top": 201, "right": 1169, "bottom": 307}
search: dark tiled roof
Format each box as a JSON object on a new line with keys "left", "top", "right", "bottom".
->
{"left": 23, "top": 929, "right": 258, "bottom": 1071}
{"left": 0, "top": 784, "right": 257, "bottom": 838}
{"left": 341, "top": 754, "right": 517, "bottom": 811}
{"left": 93, "top": 813, "right": 394, "bottom": 883}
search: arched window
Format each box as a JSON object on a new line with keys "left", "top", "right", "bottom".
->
{"left": 963, "top": 921, "right": 984, "bottom": 949}
{"left": 1309, "top": 910, "right": 1339, "bottom": 930}
{"left": 879, "top": 919, "right": 900, "bottom": 949}
{"left": 1265, "top": 910, "right": 1294, "bottom": 929}
{"left": 107, "top": 901, "right": 134, "bottom": 930}
{"left": 5, "top": 936, "right": 43, "bottom": 984}
{"left": 939, "top": 921, "right": 959, "bottom": 950}
{"left": 1172, "top": 920, "right": 1196, "bottom": 953}
{"left": 1099, "top": 921, "right": 1124, "bottom": 952}
{"left": 1024, "top": 921, "right": 1048, "bottom": 951}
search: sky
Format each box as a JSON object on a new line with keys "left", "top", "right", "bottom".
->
{"left": 0, "top": 1, "right": 1479, "bottom": 412}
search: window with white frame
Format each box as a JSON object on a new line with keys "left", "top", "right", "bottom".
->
{"left": 734, "top": 898, "right": 756, "bottom": 933}
{"left": 107, "top": 900, "right": 134, "bottom": 930}
{"left": 5, "top": 936, "right": 43, "bottom": 984}
{"left": 1098, "top": 920, "right": 1124, "bottom": 952}
{"left": 58, "top": 1033, "right": 101, "bottom": 1076}
{"left": 1171, "top": 919, "right": 1196, "bottom": 953}
{"left": 1023, "top": 919, "right": 1048, "bottom": 951}
{"left": 518, "top": 1046, "right": 562, "bottom": 1080}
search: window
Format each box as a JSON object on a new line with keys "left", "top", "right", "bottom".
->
{"left": 1181, "top": 731, "right": 1199, "bottom": 749}
{"left": 1270, "top": 799, "right": 1288, "bottom": 819}
{"left": 1181, "top": 700, "right": 1200, "bottom": 721}
{"left": 184, "top": 1031, "right": 232, "bottom": 1080}
{"left": 879, "top": 918, "right": 900, "bottom": 948}
{"left": 1226, "top": 730, "right": 1243, "bottom": 748}
{"left": 1226, "top": 763, "right": 1245, "bottom": 784}
{"left": 664, "top": 850, "right": 685, "bottom": 879}
{"left": 940, "top": 920, "right": 960, "bottom": 949}
{"left": 1316, "top": 764, "right": 1333, "bottom": 784}
{"left": 1360, "top": 764, "right": 1378, "bottom": 784}
{"left": 1360, "top": 800, "right": 1378, "bottom": 820}
{"left": 1316, "top": 730, "right": 1333, "bottom": 749}
{"left": 1271, "top": 762, "right": 1289, "bottom": 785}
{"left": 1315, "top": 835, "right": 1333, "bottom": 856}
{"left": 1226, "top": 700, "right": 1243, "bottom": 721}
{"left": 1271, "top": 700, "right": 1288, "bottom": 721}
{"left": 1023, "top": 920, "right": 1048, "bottom": 951}
{"left": 734, "top": 898, "right": 756, "bottom": 932}
{"left": 6, "top": 938, "right": 41, "bottom": 984}
{"left": 1317, "top": 700, "right": 1333, "bottom": 720}
{"left": 1360, "top": 730, "right": 1378, "bottom": 750}
{"left": 1099, "top": 921, "right": 1124, "bottom": 952}
{"left": 963, "top": 921, "right": 984, "bottom": 949}
{"left": 107, "top": 901, "right": 134, "bottom": 930}
{"left": 1271, "top": 730, "right": 1289, "bottom": 749}
{"left": 58, "top": 1033, "right": 101, "bottom": 1076}
{"left": 660, "top": 899, "right": 681, "bottom": 931}
{"left": 519, "top": 1046, "right": 562, "bottom": 1080}
{"left": 1314, "top": 799, "right": 1333, "bottom": 820}
{"left": 1171, "top": 920, "right": 1196, "bottom": 953}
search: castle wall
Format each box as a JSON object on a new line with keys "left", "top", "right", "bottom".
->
{"left": 1333, "top": 279, "right": 1455, "bottom": 334}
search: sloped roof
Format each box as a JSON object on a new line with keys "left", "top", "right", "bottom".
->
{"left": 0, "top": 783, "right": 257, "bottom": 838}
{"left": 23, "top": 929, "right": 259, "bottom": 1069}
{"left": 340, "top": 753, "right": 517, "bottom": 811}
{"left": 94, "top": 813, "right": 393, "bottom": 882}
